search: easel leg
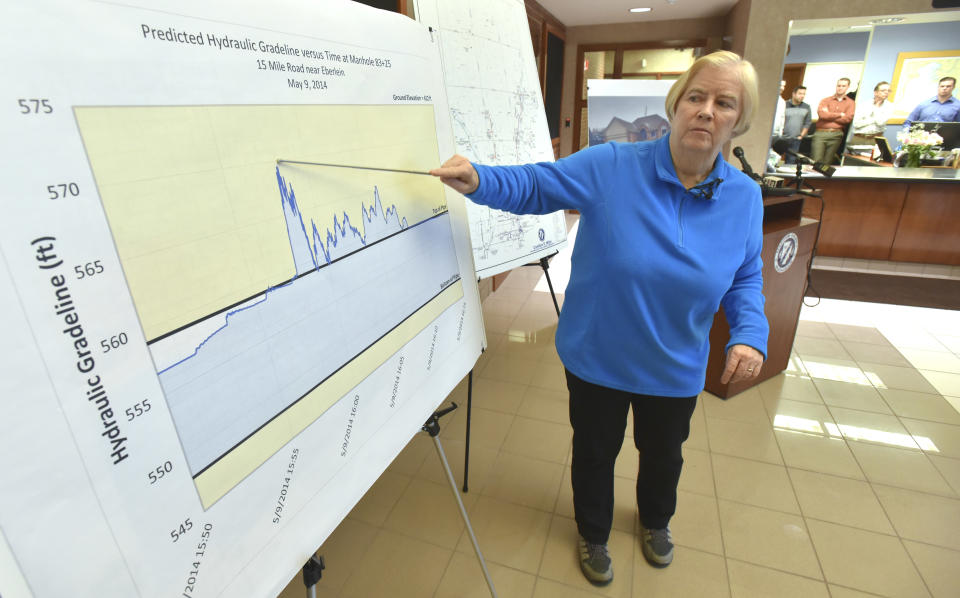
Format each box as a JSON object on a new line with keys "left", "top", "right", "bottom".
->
{"left": 301, "top": 554, "right": 324, "bottom": 598}
{"left": 463, "top": 369, "right": 473, "bottom": 492}
{"left": 538, "top": 256, "right": 561, "bottom": 317}
{"left": 424, "top": 405, "right": 498, "bottom": 598}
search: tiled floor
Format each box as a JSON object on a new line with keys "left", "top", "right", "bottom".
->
{"left": 279, "top": 224, "right": 960, "bottom": 598}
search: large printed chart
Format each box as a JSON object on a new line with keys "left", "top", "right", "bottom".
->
{"left": 417, "top": 0, "right": 568, "bottom": 278}
{"left": 0, "top": 2, "right": 483, "bottom": 597}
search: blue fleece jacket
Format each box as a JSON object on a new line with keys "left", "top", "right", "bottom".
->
{"left": 469, "top": 135, "right": 769, "bottom": 397}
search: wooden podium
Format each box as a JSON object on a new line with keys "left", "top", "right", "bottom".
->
{"left": 704, "top": 191, "right": 820, "bottom": 398}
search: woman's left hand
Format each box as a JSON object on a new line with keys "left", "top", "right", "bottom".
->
{"left": 720, "top": 344, "right": 764, "bottom": 384}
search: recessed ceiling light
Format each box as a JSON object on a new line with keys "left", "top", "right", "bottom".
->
{"left": 629, "top": 7, "right": 653, "bottom": 13}
{"left": 849, "top": 25, "right": 872, "bottom": 29}
{"left": 869, "top": 17, "right": 904, "bottom": 24}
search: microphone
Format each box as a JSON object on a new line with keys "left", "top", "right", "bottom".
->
{"left": 689, "top": 177, "right": 723, "bottom": 200}
{"left": 784, "top": 149, "right": 836, "bottom": 177}
{"left": 733, "top": 146, "right": 761, "bottom": 181}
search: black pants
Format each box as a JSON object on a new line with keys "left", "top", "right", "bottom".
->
{"left": 566, "top": 369, "right": 697, "bottom": 544}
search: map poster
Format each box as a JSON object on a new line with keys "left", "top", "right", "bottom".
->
{"left": 416, "top": 0, "right": 568, "bottom": 279}
{"left": 0, "top": 1, "right": 484, "bottom": 596}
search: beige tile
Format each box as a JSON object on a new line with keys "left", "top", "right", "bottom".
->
{"left": 788, "top": 468, "right": 894, "bottom": 534}
{"left": 726, "top": 559, "right": 830, "bottom": 598}
{"left": 879, "top": 326, "right": 948, "bottom": 351}
{"left": 879, "top": 388, "right": 960, "bottom": 425}
{"left": 921, "top": 370, "right": 960, "bottom": 397}
{"left": 678, "top": 447, "right": 715, "bottom": 496}
{"left": 531, "top": 578, "right": 606, "bottom": 598}
{"left": 387, "top": 432, "right": 433, "bottom": 476}
{"left": 900, "top": 418, "right": 960, "bottom": 459}
{"left": 442, "top": 406, "right": 514, "bottom": 451}
{"left": 812, "top": 378, "right": 891, "bottom": 414}
{"left": 706, "top": 418, "right": 783, "bottom": 464}
{"left": 632, "top": 545, "right": 729, "bottom": 597}
{"left": 471, "top": 377, "right": 529, "bottom": 415}
{"left": 484, "top": 296, "right": 527, "bottom": 320}
{"left": 339, "top": 529, "right": 452, "bottom": 598}
{"left": 484, "top": 452, "right": 565, "bottom": 512}
{"left": 842, "top": 341, "right": 911, "bottom": 367}
{"left": 902, "top": 540, "right": 960, "bottom": 598}
{"left": 847, "top": 441, "right": 953, "bottom": 495}
{"left": 496, "top": 333, "right": 551, "bottom": 362}
{"left": 458, "top": 496, "right": 551, "bottom": 574}
{"left": 435, "top": 551, "right": 536, "bottom": 598}
{"left": 900, "top": 348, "right": 960, "bottom": 373}
{"left": 801, "top": 357, "right": 872, "bottom": 385}
{"left": 860, "top": 362, "right": 940, "bottom": 394}
{"left": 929, "top": 455, "right": 960, "bottom": 495}
{"left": 479, "top": 354, "right": 543, "bottom": 386}
{"left": 530, "top": 361, "right": 568, "bottom": 392}
{"left": 702, "top": 388, "right": 769, "bottom": 425}
{"left": 935, "top": 334, "right": 960, "bottom": 354}
{"left": 712, "top": 453, "right": 799, "bottom": 514}
{"left": 775, "top": 429, "right": 864, "bottom": 479}
{"left": 805, "top": 519, "right": 929, "bottom": 598}
{"left": 613, "top": 441, "right": 639, "bottom": 480}
{"left": 718, "top": 500, "right": 821, "bottom": 578}
{"left": 794, "top": 336, "right": 852, "bottom": 360}
{"left": 828, "top": 407, "right": 918, "bottom": 450}
{"left": 347, "top": 470, "right": 411, "bottom": 526}
{"left": 757, "top": 373, "right": 823, "bottom": 405}
{"left": 293, "top": 518, "right": 379, "bottom": 596}
{"left": 539, "top": 515, "right": 634, "bottom": 597}
{"left": 768, "top": 399, "right": 836, "bottom": 431}
{"left": 416, "top": 437, "right": 500, "bottom": 495}
{"left": 796, "top": 320, "right": 836, "bottom": 339}
{"left": 517, "top": 386, "right": 569, "bottom": 425}
{"left": 484, "top": 314, "right": 515, "bottom": 336}
{"left": 555, "top": 468, "right": 636, "bottom": 534}
{"left": 669, "top": 490, "right": 723, "bottom": 555}
{"left": 829, "top": 323, "right": 889, "bottom": 344}
{"left": 502, "top": 416, "right": 572, "bottom": 464}
{"left": 384, "top": 477, "right": 477, "bottom": 548}
{"left": 826, "top": 585, "right": 891, "bottom": 597}
{"left": 873, "top": 485, "right": 960, "bottom": 551}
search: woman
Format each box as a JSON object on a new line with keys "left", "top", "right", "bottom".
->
{"left": 431, "top": 51, "right": 768, "bottom": 587}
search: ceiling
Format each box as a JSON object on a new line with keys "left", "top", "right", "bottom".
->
{"left": 789, "top": 10, "right": 960, "bottom": 35}
{"left": 533, "top": 0, "right": 737, "bottom": 27}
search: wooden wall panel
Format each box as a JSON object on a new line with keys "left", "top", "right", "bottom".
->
{"left": 806, "top": 180, "right": 907, "bottom": 260}
{"left": 890, "top": 183, "right": 960, "bottom": 265}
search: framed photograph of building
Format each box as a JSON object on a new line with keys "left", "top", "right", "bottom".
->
{"left": 586, "top": 79, "right": 674, "bottom": 147}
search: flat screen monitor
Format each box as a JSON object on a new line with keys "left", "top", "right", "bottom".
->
{"left": 917, "top": 121, "right": 960, "bottom": 150}
{"left": 875, "top": 136, "right": 895, "bottom": 162}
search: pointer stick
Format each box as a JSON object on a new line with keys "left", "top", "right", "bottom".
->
{"left": 277, "top": 159, "right": 432, "bottom": 176}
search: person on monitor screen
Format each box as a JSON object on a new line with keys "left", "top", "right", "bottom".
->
{"left": 431, "top": 50, "right": 768, "bottom": 588}
{"left": 811, "top": 77, "right": 855, "bottom": 164}
{"left": 903, "top": 76, "right": 960, "bottom": 128}
{"left": 850, "top": 81, "right": 892, "bottom": 146}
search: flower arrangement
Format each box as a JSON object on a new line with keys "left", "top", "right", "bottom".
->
{"left": 896, "top": 124, "right": 944, "bottom": 168}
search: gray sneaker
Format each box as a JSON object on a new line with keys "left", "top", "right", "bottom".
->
{"left": 577, "top": 536, "right": 613, "bottom": 586}
{"left": 640, "top": 524, "right": 673, "bottom": 567}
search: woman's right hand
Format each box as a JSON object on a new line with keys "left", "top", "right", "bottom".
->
{"left": 429, "top": 155, "right": 479, "bottom": 195}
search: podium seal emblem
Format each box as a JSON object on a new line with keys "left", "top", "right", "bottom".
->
{"left": 774, "top": 232, "right": 799, "bottom": 273}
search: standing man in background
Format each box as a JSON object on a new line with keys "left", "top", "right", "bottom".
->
{"left": 772, "top": 80, "right": 786, "bottom": 137}
{"left": 850, "top": 81, "right": 892, "bottom": 146}
{"left": 811, "top": 77, "right": 855, "bottom": 164}
{"left": 775, "top": 85, "right": 812, "bottom": 164}
{"left": 903, "top": 76, "right": 960, "bottom": 127}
